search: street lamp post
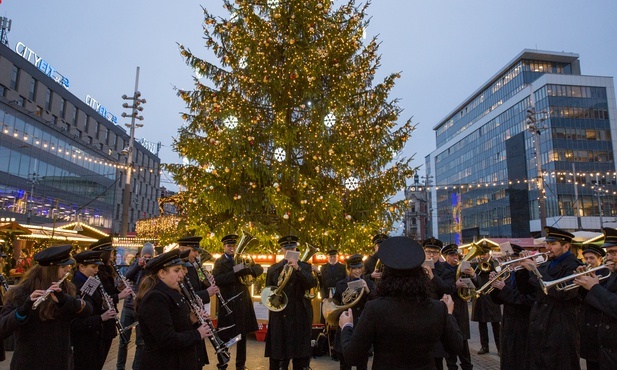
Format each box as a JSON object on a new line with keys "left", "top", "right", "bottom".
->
{"left": 119, "top": 67, "right": 146, "bottom": 237}
{"left": 526, "top": 85, "right": 548, "bottom": 236}
{"left": 26, "top": 172, "right": 40, "bottom": 224}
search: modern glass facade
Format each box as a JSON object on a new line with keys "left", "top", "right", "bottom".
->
{"left": 0, "top": 42, "right": 161, "bottom": 232}
{"left": 426, "top": 50, "right": 617, "bottom": 243}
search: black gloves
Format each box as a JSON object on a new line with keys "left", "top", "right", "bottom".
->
{"left": 54, "top": 291, "right": 67, "bottom": 305}
{"left": 235, "top": 267, "right": 252, "bottom": 277}
{"left": 17, "top": 296, "right": 34, "bottom": 316}
{"left": 250, "top": 264, "right": 264, "bottom": 277}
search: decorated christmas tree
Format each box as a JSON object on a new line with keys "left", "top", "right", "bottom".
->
{"left": 166, "top": 0, "right": 416, "bottom": 253}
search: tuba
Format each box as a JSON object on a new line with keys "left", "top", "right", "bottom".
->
{"left": 322, "top": 284, "right": 365, "bottom": 326}
{"left": 456, "top": 242, "right": 483, "bottom": 302}
{"left": 234, "top": 230, "right": 259, "bottom": 286}
{"left": 260, "top": 263, "right": 294, "bottom": 312}
{"left": 301, "top": 243, "right": 320, "bottom": 299}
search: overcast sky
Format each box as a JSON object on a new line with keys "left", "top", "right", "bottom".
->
{"left": 3, "top": 0, "right": 617, "bottom": 193}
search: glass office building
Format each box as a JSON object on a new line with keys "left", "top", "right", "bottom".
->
{"left": 425, "top": 49, "right": 617, "bottom": 243}
{"left": 0, "top": 41, "right": 160, "bottom": 233}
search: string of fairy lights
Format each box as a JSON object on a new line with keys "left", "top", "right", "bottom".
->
{"left": 1, "top": 123, "right": 161, "bottom": 175}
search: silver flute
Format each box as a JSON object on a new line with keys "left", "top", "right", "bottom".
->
{"left": 32, "top": 271, "right": 70, "bottom": 310}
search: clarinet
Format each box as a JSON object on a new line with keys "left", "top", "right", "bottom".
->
{"left": 32, "top": 272, "right": 70, "bottom": 310}
{"left": 179, "top": 279, "right": 236, "bottom": 365}
{"left": 111, "top": 262, "right": 136, "bottom": 300}
{"left": 94, "top": 275, "right": 131, "bottom": 343}
{"left": 194, "top": 258, "right": 234, "bottom": 316}
{"left": 0, "top": 273, "right": 10, "bottom": 292}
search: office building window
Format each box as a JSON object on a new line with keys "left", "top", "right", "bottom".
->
{"left": 59, "top": 97, "right": 66, "bottom": 118}
{"left": 29, "top": 77, "right": 36, "bottom": 100}
{"left": 45, "top": 89, "right": 51, "bottom": 110}
{"left": 9, "top": 66, "right": 18, "bottom": 89}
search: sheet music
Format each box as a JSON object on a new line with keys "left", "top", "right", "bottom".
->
{"left": 80, "top": 276, "right": 100, "bottom": 297}
{"left": 284, "top": 250, "right": 300, "bottom": 263}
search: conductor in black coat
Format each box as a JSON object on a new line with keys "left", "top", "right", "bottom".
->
{"left": 574, "top": 227, "right": 617, "bottom": 370}
{"left": 136, "top": 249, "right": 212, "bottom": 370}
{"left": 519, "top": 226, "right": 583, "bottom": 370}
{"left": 340, "top": 236, "right": 463, "bottom": 370}
{"left": 213, "top": 234, "right": 263, "bottom": 370}
{"left": 264, "top": 235, "right": 317, "bottom": 370}
{"left": 71, "top": 250, "right": 117, "bottom": 370}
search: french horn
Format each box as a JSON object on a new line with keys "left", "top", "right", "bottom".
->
{"left": 322, "top": 284, "right": 365, "bottom": 327}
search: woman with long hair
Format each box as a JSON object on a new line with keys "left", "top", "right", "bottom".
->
{"left": 0, "top": 244, "right": 92, "bottom": 369}
{"left": 339, "top": 236, "right": 463, "bottom": 370}
{"left": 135, "top": 249, "right": 211, "bottom": 370}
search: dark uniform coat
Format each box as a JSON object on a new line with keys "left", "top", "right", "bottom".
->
{"left": 264, "top": 259, "right": 317, "bottom": 360}
{"left": 362, "top": 254, "right": 378, "bottom": 281}
{"left": 319, "top": 262, "right": 347, "bottom": 300}
{"left": 212, "top": 253, "right": 262, "bottom": 338}
{"left": 578, "top": 268, "right": 610, "bottom": 364}
{"left": 341, "top": 297, "right": 463, "bottom": 370}
{"left": 583, "top": 271, "right": 617, "bottom": 370}
{"left": 185, "top": 264, "right": 211, "bottom": 304}
{"left": 0, "top": 285, "right": 93, "bottom": 370}
{"left": 490, "top": 268, "right": 535, "bottom": 370}
{"left": 137, "top": 279, "right": 204, "bottom": 370}
{"left": 434, "top": 261, "right": 470, "bottom": 339}
{"left": 471, "top": 261, "right": 502, "bottom": 323}
{"left": 332, "top": 276, "right": 377, "bottom": 354}
{"left": 71, "top": 271, "right": 118, "bottom": 370}
{"left": 527, "top": 252, "right": 582, "bottom": 370}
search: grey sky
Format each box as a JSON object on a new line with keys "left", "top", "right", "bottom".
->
{"left": 3, "top": 0, "right": 617, "bottom": 192}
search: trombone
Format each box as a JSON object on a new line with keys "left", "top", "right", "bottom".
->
{"left": 538, "top": 265, "right": 611, "bottom": 295}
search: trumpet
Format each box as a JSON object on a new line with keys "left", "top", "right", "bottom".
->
{"left": 499, "top": 252, "right": 551, "bottom": 270}
{"left": 538, "top": 265, "right": 612, "bottom": 295}
{"left": 475, "top": 266, "right": 513, "bottom": 296}
{"left": 32, "top": 271, "right": 71, "bottom": 310}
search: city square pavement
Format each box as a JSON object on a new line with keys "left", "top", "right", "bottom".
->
{"left": 0, "top": 306, "right": 587, "bottom": 370}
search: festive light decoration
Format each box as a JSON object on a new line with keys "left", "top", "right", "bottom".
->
{"left": 223, "top": 115, "right": 239, "bottom": 129}
{"left": 166, "top": 0, "right": 415, "bottom": 253}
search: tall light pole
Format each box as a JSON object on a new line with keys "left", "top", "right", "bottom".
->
{"left": 526, "top": 84, "right": 547, "bottom": 236}
{"left": 120, "top": 67, "right": 146, "bottom": 237}
{"left": 26, "top": 172, "right": 40, "bottom": 224}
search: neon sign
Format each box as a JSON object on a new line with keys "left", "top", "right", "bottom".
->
{"left": 85, "top": 95, "right": 118, "bottom": 124}
{"left": 15, "top": 42, "right": 70, "bottom": 89}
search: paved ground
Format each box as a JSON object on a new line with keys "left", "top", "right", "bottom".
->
{"left": 0, "top": 305, "right": 587, "bottom": 369}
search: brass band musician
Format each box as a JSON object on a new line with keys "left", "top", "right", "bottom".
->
{"left": 363, "top": 234, "right": 388, "bottom": 282}
{"left": 264, "top": 235, "right": 317, "bottom": 370}
{"left": 574, "top": 228, "right": 617, "bottom": 370}
{"left": 332, "top": 254, "right": 377, "bottom": 370}
{"left": 213, "top": 234, "right": 264, "bottom": 370}
{"left": 488, "top": 243, "right": 536, "bottom": 370}
{"left": 519, "top": 226, "right": 583, "bottom": 370}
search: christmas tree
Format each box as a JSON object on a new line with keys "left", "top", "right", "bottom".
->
{"left": 166, "top": 0, "right": 416, "bottom": 253}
